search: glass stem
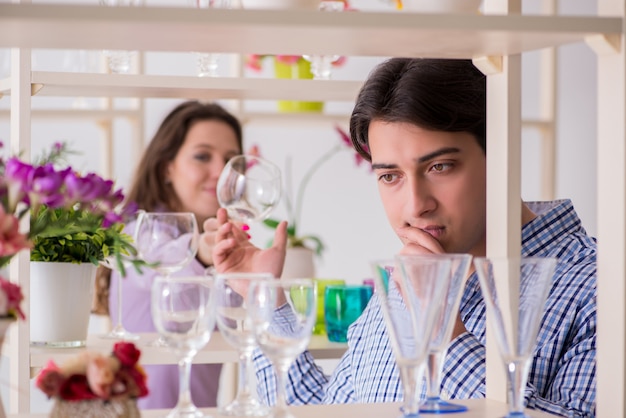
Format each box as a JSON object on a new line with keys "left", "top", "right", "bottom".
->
{"left": 507, "top": 360, "right": 531, "bottom": 415}
{"left": 115, "top": 273, "right": 123, "bottom": 330}
{"left": 235, "top": 348, "right": 255, "bottom": 402}
{"left": 398, "top": 363, "right": 425, "bottom": 417}
{"left": 425, "top": 350, "right": 444, "bottom": 400}
{"left": 176, "top": 353, "right": 197, "bottom": 414}
{"left": 273, "top": 360, "right": 291, "bottom": 413}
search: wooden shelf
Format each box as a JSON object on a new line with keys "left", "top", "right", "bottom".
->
{"left": 0, "top": 72, "right": 363, "bottom": 102}
{"left": 8, "top": 399, "right": 561, "bottom": 418}
{"left": 29, "top": 332, "right": 348, "bottom": 370}
{"left": 0, "top": 4, "right": 620, "bottom": 58}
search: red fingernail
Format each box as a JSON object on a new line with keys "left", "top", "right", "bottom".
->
{"left": 247, "top": 234, "right": 251, "bottom": 239}
{"left": 241, "top": 224, "right": 250, "bottom": 231}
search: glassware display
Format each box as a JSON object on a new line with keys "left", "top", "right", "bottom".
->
{"left": 474, "top": 256, "right": 556, "bottom": 418}
{"left": 98, "top": 0, "right": 142, "bottom": 74}
{"left": 400, "top": 254, "right": 473, "bottom": 414}
{"left": 134, "top": 211, "right": 199, "bottom": 347}
{"left": 151, "top": 275, "right": 216, "bottom": 418}
{"left": 190, "top": 0, "right": 231, "bottom": 77}
{"left": 302, "top": 1, "right": 345, "bottom": 80}
{"left": 217, "top": 155, "right": 282, "bottom": 223}
{"left": 247, "top": 278, "right": 317, "bottom": 418}
{"left": 214, "top": 272, "right": 273, "bottom": 416}
{"left": 371, "top": 256, "right": 451, "bottom": 418}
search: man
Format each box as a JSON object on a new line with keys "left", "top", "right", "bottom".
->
{"left": 208, "top": 58, "right": 596, "bottom": 417}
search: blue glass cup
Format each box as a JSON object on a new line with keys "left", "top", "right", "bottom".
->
{"left": 324, "top": 284, "right": 373, "bottom": 343}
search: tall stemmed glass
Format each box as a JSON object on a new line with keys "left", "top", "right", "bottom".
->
{"left": 400, "top": 254, "right": 473, "bottom": 414}
{"left": 151, "top": 275, "right": 217, "bottom": 418}
{"left": 214, "top": 272, "right": 273, "bottom": 417}
{"left": 302, "top": 1, "right": 345, "bottom": 80}
{"left": 217, "top": 155, "right": 282, "bottom": 224}
{"left": 371, "top": 256, "right": 451, "bottom": 418}
{"left": 134, "top": 212, "right": 199, "bottom": 346}
{"left": 247, "top": 279, "right": 316, "bottom": 418}
{"left": 474, "top": 257, "right": 556, "bottom": 418}
{"left": 100, "top": 210, "right": 145, "bottom": 341}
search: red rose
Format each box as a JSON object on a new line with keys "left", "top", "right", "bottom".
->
{"left": 59, "top": 375, "right": 98, "bottom": 401}
{"left": 113, "top": 342, "right": 141, "bottom": 368}
{"left": 35, "top": 361, "right": 64, "bottom": 398}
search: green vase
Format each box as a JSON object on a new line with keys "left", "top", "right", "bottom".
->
{"left": 274, "top": 58, "right": 324, "bottom": 113}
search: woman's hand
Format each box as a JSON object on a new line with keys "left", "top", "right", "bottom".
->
{"left": 207, "top": 208, "right": 288, "bottom": 278}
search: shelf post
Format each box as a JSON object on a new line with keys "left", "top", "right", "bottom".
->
{"left": 596, "top": 0, "right": 626, "bottom": 415}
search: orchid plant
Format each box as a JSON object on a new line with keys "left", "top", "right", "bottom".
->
{"left": 0, "top": 142, "right": 142, "bottom": 319}
{"left": 260, "top": 125, "right": 370, "bottom": 256}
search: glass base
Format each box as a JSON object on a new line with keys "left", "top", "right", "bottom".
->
{"left": 31, "top": 339, "right": 86, "bottom": 348}
{"left": 419, "top": 398, "right": 468, "bottom": 414}
{"left": 166, "top": 405, "right": 210, "bottom": 418}
{"left": 219, "top": 398, "right": 270, "bottom": 416}
{"left": 146, "top": 335, "right": 168, "bottom": 347}
{"left": 100, "top": 326, "right": 140, "bottom": 341}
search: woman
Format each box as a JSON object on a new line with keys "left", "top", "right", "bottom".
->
{"left": 108, "top": 100, "right": 243, "bottom": 409}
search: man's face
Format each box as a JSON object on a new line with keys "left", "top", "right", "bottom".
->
{"left": 369, "top": 120, "right": 487, "bottom": 257}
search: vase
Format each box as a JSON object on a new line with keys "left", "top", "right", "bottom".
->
{"left": 51, "top": 398, "right": 140, "bottom": 418}
{"left": 30, "top": 262, "right": 97, "bottom": 348}
{"left": 0, "top": 318, "right": 15, "bottom": 418}
{"left": 274, "top": 58, "right": 324, "bottom": 113}
{"left": 281, "top": 247, "right": 316, "bottom": 279}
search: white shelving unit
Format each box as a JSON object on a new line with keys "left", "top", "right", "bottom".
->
{"left": 0, "top": 2, "right": 623, "bottom": 416}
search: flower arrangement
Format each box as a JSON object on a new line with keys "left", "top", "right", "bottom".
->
{"left": 35, "top": 341, "right": 148, "bottom": 402}
{"left": 0, "top": 142, "right": 143, "bottom": 277}
{"left": 260, "top": 125, "right": 370, "bottom": 256}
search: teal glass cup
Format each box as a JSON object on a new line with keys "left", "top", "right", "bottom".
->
{"left": 324, "top": 284, "right": 373, "bottom": 343}
{"left": 313, "top": 279, "right": 346, "bottom": 335}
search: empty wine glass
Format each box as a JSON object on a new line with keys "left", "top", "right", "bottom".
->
{"left": 190, "top": 0, "right": 231, "bottom": 77}
{"left": 371, "top": 256, "right": 451, "bottom": 418}
{"left": 214, "top": 272, "right": 273, "bottom": 416}
{"left": 247, "top": 278, "right": 316, "bottom": 418}
{"left": 151, "top": 275, "right": 216, "bottom": 418}
{"left": 135, "top": 212, "right": 199, "bottom": 346}
{"left": 404, "top": 253, "right": 473, "bottom": 414}
{"left": 302, "top": 1, "right": 345, "bottom": 80}
{"left": 217, "top": 155, "right": 282, "bottom": 223}
{"left": 474, "top": 256, "right": 556, "bottom": 418}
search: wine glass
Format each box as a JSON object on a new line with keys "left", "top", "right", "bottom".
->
{"left": 214, "top": 272, "right": 273, "bottom": 416}
{"left": 247, "top": 278, "right": 316, "bottom": 418}
{"left": 371, "top": 256, "right": 451, "bottom": 418}
{"left": 190, "top": 0, "right": 231, "bottom": 77}
{"left": 134, "top": 212, "right": 199, "bottom": 346}
{"left": 151, "top": 275, "right": 216, "bottom": 418}
{"left": 403, "top": 253, "right": 473, "bottom": 414}
{"left": 100, "top": 210, "right": 145, "bottom": 341}
{"left": 302, "top": 1, "right": 345, "bottom": 80}
{"left": 217, "top": 155, "right": 282, "bottom": 223}
{"left": 474, "top": 256, "right": 556, "bottom": 418}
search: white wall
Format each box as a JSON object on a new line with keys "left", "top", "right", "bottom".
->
{"left": 0, "top": 0, "right": 598, "bottom": 284}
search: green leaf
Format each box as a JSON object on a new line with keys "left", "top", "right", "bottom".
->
{"left": 263, "top": 218, "right": 281, "bottom": 229}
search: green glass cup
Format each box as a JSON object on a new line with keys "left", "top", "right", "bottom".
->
{"left": 313, "top": 279, "right": 346, "bottom": 335}
{"left": 324, "top": 284, "right": 373, "bottom": 343}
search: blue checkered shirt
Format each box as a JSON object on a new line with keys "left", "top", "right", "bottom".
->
{"left": 253, "top": 199, "right": 596, "bottom": 417}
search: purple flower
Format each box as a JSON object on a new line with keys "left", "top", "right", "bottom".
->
{"left": 4, "top": 157, "right": 34, "bottom": 211}
{"left": 29, "top": 165, "right": 68, "bottom": 208}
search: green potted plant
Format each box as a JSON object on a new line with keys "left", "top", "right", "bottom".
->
{"left": 0, "top": 141, "right": 142, "bottom": 347}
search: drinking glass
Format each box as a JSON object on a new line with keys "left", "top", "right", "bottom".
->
{"left": 190, "top": 0, "right": 231, "bottom": 77}
{"left": 324, "top": 284, "right": 373, "bottom": 343}
{"left": 398, "top": 254, "right": 472, "bottom": 414}
{"left": 247, "top": 279, "right": 317, "bottom": 418}
{"left": 99, "top": 254, "right": 140, "bottom": 341}
{"left": 217, "top": 155, "right": 282, "bottom": 223}
{"left": 99, "top": 0, "right": 142, "bottom": 74}
{"left": 302, "top": 1, "right": 345, "bottom": 80}
{"left": 371, "top": 256, "right": 451, "bottom": 418}
{"left": 313, "top": 278, "right": 345, "bottom": 335}
{"left": 135, "top": 212, "right": 199, "bottom": 346}
{"left": 474, "top": 256, "right": 556, "bottom": 418}
{"left": 151, "top": 275, "right": 216, "bottom": 418}
{"left": 214, "top": 272, "right": 273, "bottom": 417}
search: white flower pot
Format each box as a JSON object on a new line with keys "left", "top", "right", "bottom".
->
{"left": 281, "top": 247, "right": 316, "bottom": 279}
{"left": 30, "top": 262, "right": 97, "bottom": 348}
